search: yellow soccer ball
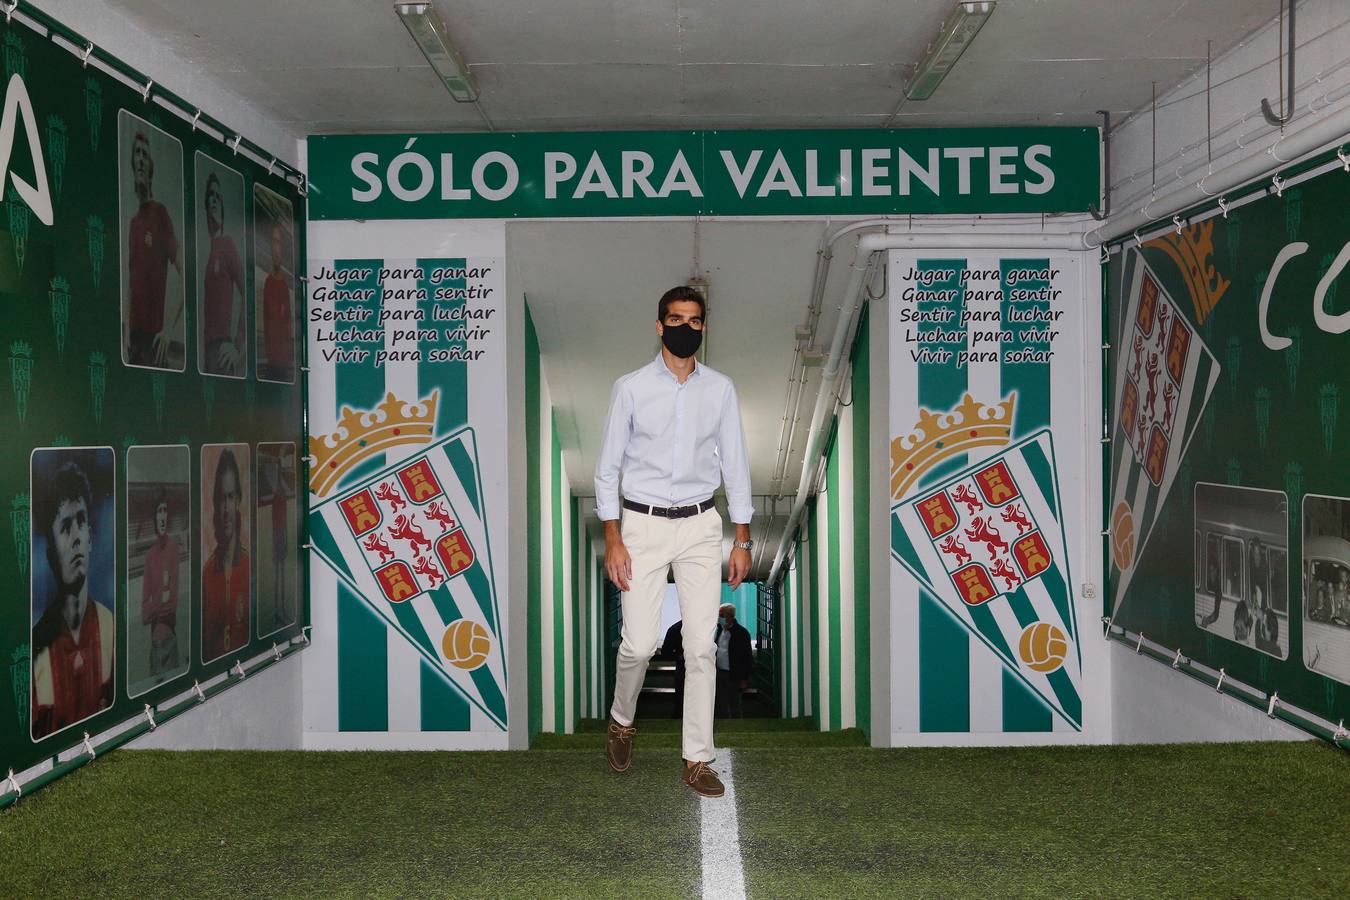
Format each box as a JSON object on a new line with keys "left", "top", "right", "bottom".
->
{"left": 1018, "top": 621, "right": 1068, "bottom": 674}
{"left": 442, "top": 619, "right": 492, "bottom": 670}
{"left": 1111, "top": 501, "right": 1135, "bottom": 570}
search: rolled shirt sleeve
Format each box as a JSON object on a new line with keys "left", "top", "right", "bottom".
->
{"left": 593, "top": 377, "right": 631, "bottom": 521}
{"left": 717, "top": 382, "right": 754, "bottom": 525}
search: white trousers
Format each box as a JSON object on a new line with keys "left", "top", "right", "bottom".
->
{"left": 609, "top": 505, "right": 723, "bottom": 762}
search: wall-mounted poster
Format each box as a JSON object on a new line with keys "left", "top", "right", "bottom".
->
{"left": 126, "top": 445, "right": 192, "bottom": 697}
{"left": 1302, "top": 494, "right": 1350, "bottom": 686}
{"left": 257, "top": 442, "right": 298, "bottom": 638}
{"left": 30, "top": 447, "right": 116, "bottom": 740}
{"left": 254, "top": 184, "right": 296, "bottom": 384}
{"left": 887, "top": 251, "right": 1098, "bottom": 742}
{"left": 0, "top": 12, "right": 306, "bottom": 792}
{"left": 201, "top": 443, "right": 251, "bottom": 663}
{"left": 118, "top": 110, "right": 185, "bottom": 372}
{"left": 304, "top": 225, "right": 508, "bottom": 746}
{"left": 1192, "top": 483, "right": 1289, "bottom": 660}
{"left": 195, "top": 153, "right": 247, "bottom": 379}
{"left": 1105, "top": 150, "right": 1350, "bottom": 737}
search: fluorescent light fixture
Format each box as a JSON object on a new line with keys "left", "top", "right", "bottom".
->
{"left": 903, "top": 1, "right": 996, "bottom": 101}
{"left": 394, "top": 1, "right": 479, "bottom": 102}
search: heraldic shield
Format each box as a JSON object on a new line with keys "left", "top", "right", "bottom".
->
{"left": 309, "top": 427, "right": 506, "bottom": 729}
{"left": 891, "top": 429, "right": 1083, "bottom": 729}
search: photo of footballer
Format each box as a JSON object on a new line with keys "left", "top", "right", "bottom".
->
{"left": 1193, "top": 482, "right": 1290, "bottom": 660}
{"left": 30, "top": 447, "right": 116, "bottom": 740}
{"left": 195, "top": 153, "right": 247, "bottom": 378}
{"left": 201, "top": 443, "right": 251, "bottom": 664}
{"left": 256, "top": 442, "right": 298, "bottom": 638}
{"left": 118, "top": 110, "right": 185, "bottom": 372}
{"left": 254, "top": 184, "right": 296, "bottom": 384}
{"left": 126, "top": 445, "right": 191, "bottom": 698}
{"left": 1302, "top": 494, "right": 1350, "bottom": 686}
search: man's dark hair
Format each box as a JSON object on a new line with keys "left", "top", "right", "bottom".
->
{"left": 204, "top": 172, "right": 223, "bottom": 223}
{"left": 40, "top": 461, "right": 92, "bottom": 544}
{"left": 657, "top": 285, "right": 705, "bottom": 322}
{"left": 212, "top": 449, "right": 242, "bottom": 567}
{"left": 39, "top": 461, "right": 93, "bottom": 575}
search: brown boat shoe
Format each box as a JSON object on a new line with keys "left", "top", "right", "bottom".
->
{"left": 605, "top": 717, "right": 636, "bottom": 773}
{"left": 681, "top": 759, "right": 725, "bottom": 797}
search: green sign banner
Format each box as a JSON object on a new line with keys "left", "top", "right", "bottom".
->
{"left": 307, "top": 127, "right": 1099, "bottom": 220}
{"left": 0, "top": 13, "right": 306, "bottom": 784}
{"left": 1105, "top": 157, "right": 1350, "bottom": 738}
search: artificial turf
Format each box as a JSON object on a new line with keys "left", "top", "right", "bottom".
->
{"left": 734, "top": 742, "right": 1350, "bottom": 898}
{"left": 0, "top": 739, "right": 1345, "bottom": 898}
{"left": 0, "top": 748, "right": 702, "bottom": 899}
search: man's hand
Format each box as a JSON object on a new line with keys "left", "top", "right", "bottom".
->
{"left": 603, "top": 520, "right": 632, "bottom": 592}
{"left": 728, "top": 547, "right": 750, "bottom": 589}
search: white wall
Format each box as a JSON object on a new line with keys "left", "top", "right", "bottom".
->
{"left": 31, "top": 0, "right": 301, "bottom": 166}
{"left": 1109, "top": 0, "right": 1350, "bottom": 211}
{"left": 130, "top": 653, "right": 304, "bottom": 750}
{"left": 1111, "top": 644, "right": 1310, "bottom": 743}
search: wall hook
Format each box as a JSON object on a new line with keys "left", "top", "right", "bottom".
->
{"left": 1260, "top": 0, "right": 1296, "bottom": 126}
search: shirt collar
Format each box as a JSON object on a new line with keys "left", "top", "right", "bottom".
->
{"left": 652, "top": 352, "right": 702, "bottom": 382}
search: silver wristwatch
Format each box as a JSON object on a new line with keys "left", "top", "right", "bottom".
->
{"left": 734, "top": 539, "right": 753, "bottom": 551}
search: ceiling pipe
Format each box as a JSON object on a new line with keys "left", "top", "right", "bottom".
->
{"left": 765, "top": 227, "right": 1092, "bottom": 584}
{"left": 1087, "top": 81, "right": 1350, "bottom": 248}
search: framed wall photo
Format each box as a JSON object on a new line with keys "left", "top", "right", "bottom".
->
{"left": 126, "top": 445, "right": 192, "bottom": 698}
{"left": 118, "top": 110, "right": 186, "bottom": 372}
{"left": 201, "top": 443, "right": 251, "bottom": 664}
{"left": 195, "top": 152, "right": 248, "bottom": 379}
{"left": 1302, "top": 494, "right": 1350, "bottom": 686}
{"left": 256, "top": 442, "right": 298, "bottom": 638}
{"left": 30, "top": 446, "right": 116, "bottom": 740}
{"left": 254, "top": 184, "right": 296, "bottom": 384}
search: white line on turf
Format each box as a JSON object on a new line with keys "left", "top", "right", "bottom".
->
{"left": 699, "top": 749, "right": 747, "bottom": 900}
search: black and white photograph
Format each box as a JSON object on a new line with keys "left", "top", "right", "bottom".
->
{"left": 1302, "top": 494, "right": 1350, "bottom": 686}
{"left": 1193, "top": 482, "right": 1289, "bottom": 660}
{"left": 118, "top": 110, "right": 185, "bottom": 372}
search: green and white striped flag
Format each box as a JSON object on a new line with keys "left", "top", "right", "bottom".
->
{"left": 1108, "top": 250, "right": 1219, "bottom": 617}
{"left": 892, "top": 430, "right": 1082, "bottom": 729}
{"left": 309, "top": 426, "right": 506, "bottom": 729}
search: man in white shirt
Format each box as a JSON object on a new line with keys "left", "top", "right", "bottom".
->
{"left": 595, "top": 285, "right": 753, "bottom": 798}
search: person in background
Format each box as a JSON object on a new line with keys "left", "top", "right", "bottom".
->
{"left": 714, "top": 603, "right": 753, "bottom": 719}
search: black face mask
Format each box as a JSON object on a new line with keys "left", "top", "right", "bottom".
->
{"left": 661, "top": 323, "right": 703, "bottom": 359}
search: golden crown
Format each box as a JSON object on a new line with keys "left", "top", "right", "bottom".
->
{"left": 891, "top": 392, "right": 1016, "bottom": 500}
{"left": 1146, "top": 221, "right": 1230, "bottom": 325}
{"left": 307, "top": 390, "right": 439, "bottom": 497}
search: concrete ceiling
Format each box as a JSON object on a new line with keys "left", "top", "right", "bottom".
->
{"left": 98, "top": 0, "right": 1278, "bottom": 133}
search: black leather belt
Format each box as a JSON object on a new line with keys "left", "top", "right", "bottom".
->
{"left": 622, "top": 498, "right": 715, "bottom": 519}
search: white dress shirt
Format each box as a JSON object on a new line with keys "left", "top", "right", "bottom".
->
{"left": 594, "top": 353, "right": 754, "bottom": 524}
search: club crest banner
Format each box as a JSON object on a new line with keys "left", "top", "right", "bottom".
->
{"left": 1108, "top": 252, "right": 1220, "bottom": 616}
{"left": 309, "top": 426, "right": 506, "bottom": 729}
{"left": 892, "top": 430, "right": 1082, "bottom": 728}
